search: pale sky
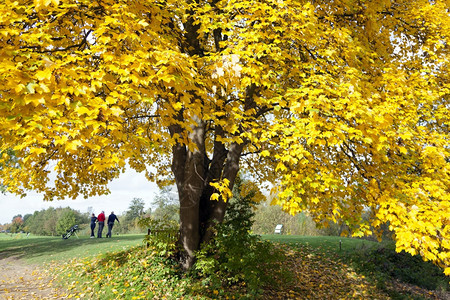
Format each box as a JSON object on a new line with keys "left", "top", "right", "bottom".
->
{"left": 0, "top": 169, "right": 160, "bottom": 224}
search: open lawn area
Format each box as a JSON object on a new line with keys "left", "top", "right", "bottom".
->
{"left": 0, "top": 233, "right": 448, "bottom": 299}
{"left": 0, "top": 233, "right": 144, "bottom": 264}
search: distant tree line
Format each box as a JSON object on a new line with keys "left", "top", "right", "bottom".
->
{"left": 1, "top": 189, "right": 181, "bottom": 236}
{"left": 4, "top": 207, "right": 87, "bottom": 236}
{"left": 3, "top": 185, "right": 380, "bottom": 239}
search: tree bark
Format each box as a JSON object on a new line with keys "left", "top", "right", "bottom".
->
{"left": 170, "top": 114, "right": 207, "bottom": 270}
{"left": 169, "top": 90, "right": 258, "bottom": 270}
{"left": 170, "top": 113, "right": 246, "bottom": 270}
{"left": 200, "top": 142, "right": 244, "bottom": 244}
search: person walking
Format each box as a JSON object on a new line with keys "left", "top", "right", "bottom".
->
{"left": 97, "top": 211, "right": 105, "bottom": 238}
{"left": 106, "top": 211, "right": 120, "bottom": 238}
{"left": 90, "top": 213, "right": 97, "bottom": 238}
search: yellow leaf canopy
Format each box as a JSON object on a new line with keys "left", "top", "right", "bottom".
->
{"left": 0, "top": 0, "right": 449, "bottom": 272}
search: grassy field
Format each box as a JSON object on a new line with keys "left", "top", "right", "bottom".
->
{"left": 1, "top": 233, "right": 448, "bottom": 299}
{"left": 0, "top": 233, "right": 144, "bottom": 264}
{"left": 263, "top": 234, "right": 379, "bottom": 253}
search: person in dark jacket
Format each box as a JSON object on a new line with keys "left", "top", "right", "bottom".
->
{"left": 97, "top": 211, "right": 105, "bottom": 238}
{"left": 106, "top": 211, "right": 120, "bottom": 238}
{"left": 90, "top": 213, "right": 97, "bottom": 238}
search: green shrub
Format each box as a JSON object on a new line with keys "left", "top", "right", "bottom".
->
{"left": 55, "top": 210, "right": 77, "bottom": 236}
{"left": 138, "top": 216, "right": 179, "bottom": 258}
{"left": 193, "top": 179, "right": 292, "bottom": 299}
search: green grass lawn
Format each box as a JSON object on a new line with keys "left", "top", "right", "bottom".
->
{"left": 263, "top": 234, "right": 380, "bottom": 254}
{"left": 0, "top": 233, "right": 144, "bottom": 264}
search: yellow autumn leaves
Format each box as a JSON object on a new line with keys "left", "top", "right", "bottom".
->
{"left": 1, "top": 0, "right": 449, "bottom": 275}
{"left": 33, "top": 0, "right": 60, "bottom": 11}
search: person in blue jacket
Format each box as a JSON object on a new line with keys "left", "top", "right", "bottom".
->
{"left": 90, "top": 213, "right": 97, "bottom": 238}
{"left": 106, "top": 211, "right": 120, "bottom": 238}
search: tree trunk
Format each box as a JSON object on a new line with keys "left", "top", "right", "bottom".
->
{"left": 169, "top": 87, "right": 257, "bottom": 270}
{"left": 171, "top": 7, "right": 257, "bottom": 267}
{"left": 169, "top": 0, "right": 249, "bottom": 271}
{"left": 200, "top": 142, "right": 244, "bottom": 245}
{"left": 170, "top": 117, "right": 245, "bottom": 270}
{"left": 170, "top": 115, "right": 206, "bottom": 270}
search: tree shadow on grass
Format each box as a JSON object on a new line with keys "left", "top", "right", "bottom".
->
{"left": 0, "top": 234, "right": 144, "bottom": 264}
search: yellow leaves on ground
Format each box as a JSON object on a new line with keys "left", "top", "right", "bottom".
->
{"left": 265, "top": 244, "right": 391, "bottom": 299}
{"left": 1, "top": 265, "right": 66, "bottom": 299}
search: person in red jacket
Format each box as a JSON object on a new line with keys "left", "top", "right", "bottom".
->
{"left": 97, "top": 211, "right": 105, "bottom": 238}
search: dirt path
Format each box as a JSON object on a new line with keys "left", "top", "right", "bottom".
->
{"left": 0, "top": 256, "right": 67, "bottom": 300}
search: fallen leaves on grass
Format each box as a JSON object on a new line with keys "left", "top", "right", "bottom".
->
{"left": 386, "top": 280, "right": 448, "bottom": 300}
{"left": 51, "top": 246, "right": 193, "bottom": 299}
{"left": 46, "top": 243, "right": 448, "bottom": 299}
{"left": 0, "top": 259, "right": 67, "bottom": 300}
{"left": 263, "top": 243, "right": 445, "bottom": 299}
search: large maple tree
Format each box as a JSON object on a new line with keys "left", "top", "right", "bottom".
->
{"left": 0, "top": 0, "right": 449, "bottom": 271}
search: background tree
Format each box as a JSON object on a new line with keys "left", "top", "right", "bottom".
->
{"left": 125, "top": 198, "right": 145, "bottom": 221}
{"left": 23, "top": 207, "right": 86, "bottom": 236}
{"left": 0, "top": 0, "right": 448, "bottom": 271}
{"left": 120, "top": 198, "right": 147, "bottom": 233}
{"left": 55, "top": 209, "right": 77, "bottom": 235}
{"left": 152, "top": 186, "right": 179, "bottom": 222}
{"left": 43, "top": 208, "right": 59, "bottom": 235}
{"left": 21, "top": 213, "right": 32, "bottom": 233}
{"left": 10, "top": 214, "right": 24, "bottom": 233}
{"left": 24, "top": 211, "right": 42, "bottom": 235}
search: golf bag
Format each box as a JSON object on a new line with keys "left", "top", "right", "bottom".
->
{"left": 62, "top": 224, "right": 79, "bottom": 239}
